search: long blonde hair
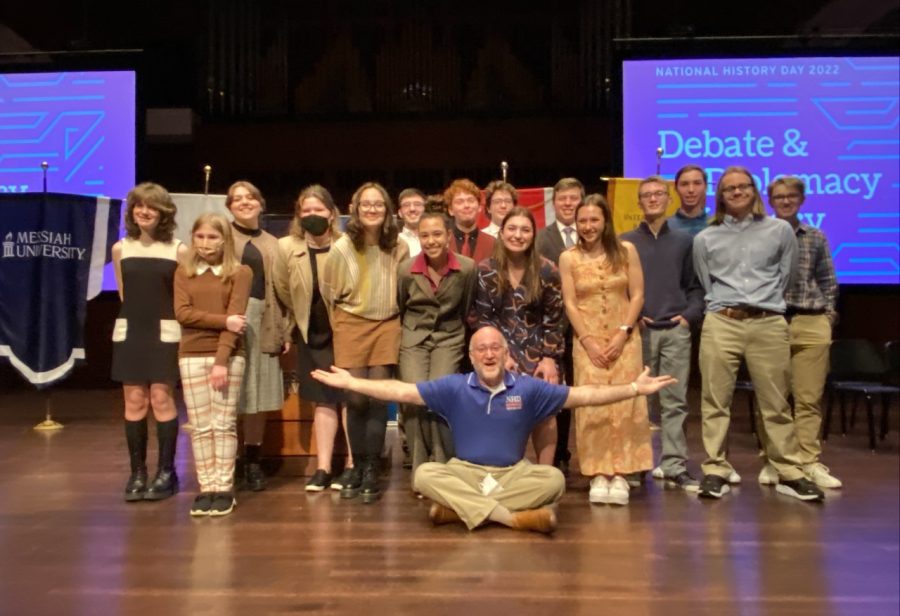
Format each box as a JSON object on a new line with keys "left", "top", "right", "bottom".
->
{"left": 182, "top": 213, "right": 241, "bottom": 278}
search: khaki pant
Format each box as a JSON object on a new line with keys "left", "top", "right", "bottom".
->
{"left": 788, "top": 314, "right": 831, "bottom": 465}
{"left": 414, "top": 458, "right": 565, "bottom": 530}
{"left": 699, "top": 312, "right": 804, "bottom": 481}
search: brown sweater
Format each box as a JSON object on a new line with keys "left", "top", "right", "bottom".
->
{"left": 174, "top": 264, "right": 252, "bottom": 365}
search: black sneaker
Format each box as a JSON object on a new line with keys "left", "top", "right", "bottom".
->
{"left": 209, "top": 492, "right": 236, "bottom": 516}
{"left": 360, "top": 462, "right": 382, "bottom": 504}
{"left": 667, "top": 471, "right": 700, "bottom": 493}
{"left": 340, "top": 467, "right": 363, "bottom": 499}
{"left": 246, "top": 462, "right": 267, "bottom": 492}
{"left": 698, "top": 474, "right": 731, "bottom": 499}
{"left": 305, "top": 469, "right": 332, "bottom": 492}
{"left": 331, "top": 467, "right": 354, "bottom": 491}
{"left": 190, "top": 493, "right": 214, "bottom": 516}
{"left": 776, "top": 477, "right": 825, "bottom": 502}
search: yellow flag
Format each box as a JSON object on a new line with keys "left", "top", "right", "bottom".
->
{"left": 606, "top": 178, "right": 681, "bottom": 234}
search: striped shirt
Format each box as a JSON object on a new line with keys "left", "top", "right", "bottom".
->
{"left": 322, "top": 234, "right": 409, "bottom": 321}
{"left": 785, "top": 224, "right": 838, "bottom": 322}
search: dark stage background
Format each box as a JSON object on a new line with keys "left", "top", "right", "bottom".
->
{"left": 0, "top": 0, "right": 897, "bottom": 388}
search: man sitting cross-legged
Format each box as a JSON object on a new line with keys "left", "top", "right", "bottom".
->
{"left": 311, "top": 326, "right": 675, "bottom": 534}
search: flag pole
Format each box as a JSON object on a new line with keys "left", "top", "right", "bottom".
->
{"left": 500, "top": 161, "right": 508, "bottom": 182}
{"left": 203, "top": 165, "right": 212, "bottom": 195}
{"left": 41, "top": 161, "right": 49, "bottom": 193}
{"left": 34, "top": 390, "right": 64, "bottom": 431}
{"left": 656, "top": 148, "right": 663, "bottom": 175}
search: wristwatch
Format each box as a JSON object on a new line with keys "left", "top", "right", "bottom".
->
{"left": 618, "top": 324, "right": 633, "bottom": 335}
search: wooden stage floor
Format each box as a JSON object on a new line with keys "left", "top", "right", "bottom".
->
{"left": 0, "top": 387, "right": 897, "bottom": 616}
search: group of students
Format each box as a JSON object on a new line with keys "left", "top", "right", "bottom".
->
{"left": 111, "top": 163, "right": 840, "bottom": 521}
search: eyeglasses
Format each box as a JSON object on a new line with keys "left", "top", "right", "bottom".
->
{"left": 359, "top": 201, "right": 386, "bottom": 211}
{"left": 472, "top": 344, "right": 504, "bottom": 355}
{"left": 722, "top": 183, "right": 755, "bottom": 195}
{"left": 770, "top": 193, "right": 802, "bottom": 202}
{"left": 639, "top": 190, "right": 668, "bottom": 200}
{"left": 400, "top": 200, "right": 425, "bottom": 209}
{"left": 491, "top": 197, "right": 514, "bottom": 206}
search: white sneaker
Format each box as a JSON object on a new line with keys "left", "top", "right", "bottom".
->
{"left": 758, "top": 463, "right": 779, "bottom": 485}
{"left": 607, "top": 476, "right": 630, "bottom": 506}
{"left": 589, "top": 475, "right": 609, "bottom": 504}
{"left": 651, "top": 466, "right": 665, "bottom": 479}
{"left": 804, "top": 463, "right": 843, "bottom": 489}
{"left": 727, "top": 469, "right": 742, "bottom": 484}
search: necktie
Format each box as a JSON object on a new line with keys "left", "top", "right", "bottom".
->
{"left": 563, "top": 227, "right": 575, "bottom": 248}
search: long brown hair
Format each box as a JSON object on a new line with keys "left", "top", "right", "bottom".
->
{"left": 124, "top": 182, "right": 177, "bottom": 242}
{"left": 345, "top": 181, "right": 400, "bottom": 251}
{"left": 493, "top": 206, "right": 542, "bottom": 303}
{"left": 182, "top": 213, "right": 241, "bottom": 279}
{"left": 711, "top": 166, "right": 766, "bottom": 225}
{"left": 576, "top": 194, "right": 627, "bottom": 272}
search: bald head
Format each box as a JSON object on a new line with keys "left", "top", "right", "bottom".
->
{"left": 468, "top": 326, "right": 509, "bottom": 388}
{"left": 469, "top": 326, "right": 508, "bottom": 352}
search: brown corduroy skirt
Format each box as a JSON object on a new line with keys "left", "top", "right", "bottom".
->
{"left": 331, "top": 308, "right": 401, "bottom": 368}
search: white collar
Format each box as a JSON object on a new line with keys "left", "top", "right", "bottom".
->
{"left": 196, "top": 263, "right": 223, "bottom": 276}
{"left": 556, "top": 220, "right": 575, "bottom": 234}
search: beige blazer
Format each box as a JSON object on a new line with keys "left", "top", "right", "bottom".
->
{"left": 397, "top": 252, "right": 476, "bottom": 349}
{"left": 273, "top": 233, "right": 338, "bottom": 342}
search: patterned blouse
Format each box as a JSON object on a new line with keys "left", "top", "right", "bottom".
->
{"left": 472, "top": 257, "right": 565, "bottom": 377}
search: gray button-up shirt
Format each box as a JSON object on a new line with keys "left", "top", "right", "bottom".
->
{"left": 693, "top": 214, "right": 798, "bottom": 314}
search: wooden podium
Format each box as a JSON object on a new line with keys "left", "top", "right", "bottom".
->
{"left": 261, "top": 349, "right": 348, "bottom": 477}
{"left": 261, "top": 392, "right": 349, "bottom": 477}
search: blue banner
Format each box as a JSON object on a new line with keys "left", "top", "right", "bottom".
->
{"left": 0, "top": 193, "right": 120, "bottom": 386}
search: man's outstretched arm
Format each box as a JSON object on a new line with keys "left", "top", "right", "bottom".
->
{"left": 311, "top": 366, "right": 425, "bottom": 405}
{"left": 563, "top": 367, "right": 676, "bottom": 409}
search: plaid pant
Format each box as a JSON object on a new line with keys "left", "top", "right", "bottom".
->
{"left": 179, "top": 356, "right": 246, "bottom": 492}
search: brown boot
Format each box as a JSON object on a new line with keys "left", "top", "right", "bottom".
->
{"left": 429, "top": 503, "right": 461, "bottom": 525}
{"left": 510, "top": 506, "right": 557, "bottom": 534}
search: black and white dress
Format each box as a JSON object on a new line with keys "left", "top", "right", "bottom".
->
{"left": 111, "top": 237, "right": 181, "bottom": 383}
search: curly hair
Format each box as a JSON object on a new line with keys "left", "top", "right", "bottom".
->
{"left": 484, "top": 180, "right": 518, "bottom": 217}
{"left": 345, "top": 181, "right": 400, "bottom": 251}
{"left": 443, "top": 178, "right": 482, "bottom": 215}
{"left": 124, "top": 182, "right": 177, "bottom": 242}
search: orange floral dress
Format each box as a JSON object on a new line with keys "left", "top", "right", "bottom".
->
{"left": 570, "top": 251, "right": 652, "bottom": 476}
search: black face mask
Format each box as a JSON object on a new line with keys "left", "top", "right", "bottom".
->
{"left": 300, "top": 214, "right": 330, "bottom": 236}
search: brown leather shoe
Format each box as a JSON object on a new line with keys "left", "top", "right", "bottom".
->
{"left": 429, "top": 503, "right": 461, "bottom": 525}
{"left": 510, "top": 506, "right": 557, "bottom": 534}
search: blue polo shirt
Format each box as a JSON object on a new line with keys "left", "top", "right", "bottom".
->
{"left": 417, "top": 371, "right": 569, "bottom": 467}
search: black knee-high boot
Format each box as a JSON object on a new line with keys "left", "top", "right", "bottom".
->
{"left": 145, "top": 418, "right": 179, "bottom": 500}
{"left": 341, "top": 393, "right": 368, "bottom": 498}
{"left": 124, "top": 419, "right": 148, "bottom": 502}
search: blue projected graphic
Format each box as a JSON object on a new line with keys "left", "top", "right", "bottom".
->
{"left": 0, "top": 70, "right": 136, "bottom": 291}
{"left": 0, "top": 71, "right": 135, "bottom": 201}
{"left": 623, "top": 56, "right": 900, "bottom": 285}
